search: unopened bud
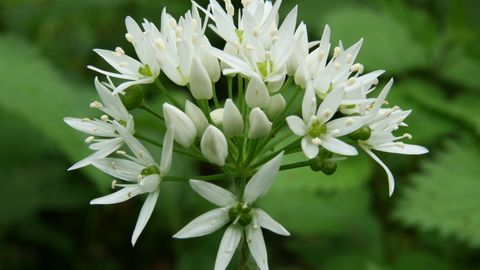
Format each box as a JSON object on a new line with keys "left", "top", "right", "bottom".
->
{"left": 185, "top": 100, "right": 208, "bottom": 136}
{"left": 248, "top": 108, "right": 272, "bottom": 139}
{"left": 201, "top": 125, "right": 228, "bottom": 166}
{"left": 163, "top": 103, "right": 197, "bottom": 147}
{"left": 223, "top": 99, "right": 244, "bottom": 137}
{"left": 245, "top": 76, "right": 270, "bottom": 108}
{"left": 120, "top": 84, "right": 144, "bottom": 110}
{"left": 265, "top": 94, "right": 286, "bottom": 118}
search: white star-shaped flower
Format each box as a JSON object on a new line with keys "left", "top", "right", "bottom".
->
{"left": 90, "top": 121, "right": 174, "bottom": 245}
{"left": 174, "top": 152, "right": 289, "bottom": 270}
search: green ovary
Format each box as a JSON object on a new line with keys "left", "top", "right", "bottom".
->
{"left": 257, "top": 60, "right": 274, "bottom": 78}
{"left": 308, "top": 120, "right": 327, "bottom": 138}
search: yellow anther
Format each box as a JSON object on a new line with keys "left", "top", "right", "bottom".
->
{"left": 85, "top": 136, "right": 95, "bottom": 143}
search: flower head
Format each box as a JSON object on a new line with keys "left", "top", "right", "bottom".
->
{"left": 174, "top": 152, "right": 289, "bottom": 270}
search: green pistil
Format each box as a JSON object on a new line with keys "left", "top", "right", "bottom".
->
{"left": 235, "top": 29, "right": 244, "bottom": 43}
{"left": 141, "top": 165, "right": 160, "bottom": 176}
{"left": 308, "top": 120, "right": 327, "bottom": 138}
{"left": 138, "top": 64, "right": 152, "bottom": 77}
{"left": 257, "top": 60, "right": 274, "bottom": 78}
{"left": 228, "top": 202, "right": 253, "bottom": 226}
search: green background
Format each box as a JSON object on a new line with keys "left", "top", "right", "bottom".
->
{"left": 1, "top": 0, "right": 480, "bottom": 269}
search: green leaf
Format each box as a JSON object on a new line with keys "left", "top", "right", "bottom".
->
{"left": 393, "top": 135, "right": 480, "bottom": 247}
{"left": 323, "top": 7, "right": 427, "bottom": 75}
{"left": 0, "top": 34, "right": 105, "bottom": 190}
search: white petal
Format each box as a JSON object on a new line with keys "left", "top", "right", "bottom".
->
{"left": 245, "top": 223, "right": 268, "bottom": 270}
{"left": 301, "top": 136, "right": 319, "bottom": 159}
{"left": 94, "top": 77, "right": 129, "bottom": 121}
{"left": 246, "top": 76, "right": 270, "bottom": 109}
{"left": 68, "top": 139, "right": 123, "bottom": 170}
{"left": 131, "top": 189, "right": 159, "bottom": 246}
{"left": 302, "top": 82, "right": 316, "bottom": 122}
{"left": 90, "top": 185, "right": 142, "bottom": 205}
{"left": 189, "top": 56, "right": 213, "bottom": 99}
{"left": 243, "top": 152, "right": 284, "bottom": 204}
{"left": 64, "top": 117, "right": 116, "bottom": 137}
{"left": 90, "top": 157, "right": 144, "bottom": 181}
{"left": 214, "top": 224, "right": 242, "bottom": 270}
{"left": 173, "top": 208, "right": 230, "bottom": 238}
{"left": 254, "top": 208, "right": 290, "bottom": 236}
{"left": 286, "top": 116, "right": 307, "bottom": 136}
{"left": 223, "top": 99, "right": 244, "bottom": 137}
{"left": 316, "top": 86, "right": 345, "bottom": 122}
{"left": 360, "top": 144, "right": 395, "bottom": 196}
{"left": 373, "top": 143, "right": 429, "bottom": 155}
{"left": 160, "top": 127, "right": 174, "bottom": 176}
{"left": 190, "top": 180, "right": 237, "bottom": 206}
{"left": 321, "top": 135, "right": 358, "bottom": 156}
{"left": 113, "top": 121, "right": 156, "bottom": 166}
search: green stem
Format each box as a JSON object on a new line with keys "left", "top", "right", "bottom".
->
{"left": 139, "top": 101, "right": 164, "bottom": 121}
{"left": 163, "top": 173, "right": 232, "bottom": 182}
{"left": 155, "top": 79, "right": 183, "bottom": 110}
{"left": 212, "top": 82, "right": 220, "bottom": 109}
{"left": 278, "top": 75, "right": 294, "bottom": 95}
{"left": 280, "top": 160, "right": 310, "bottom": 171}
{"left": 238, "top": 235, "right": 258, "bottom": 270}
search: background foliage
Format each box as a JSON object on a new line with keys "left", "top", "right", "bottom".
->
{"left": 1, "top": 0, "right": 480, "bottom": 269}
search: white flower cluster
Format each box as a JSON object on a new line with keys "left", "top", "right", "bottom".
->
{"left": 65, "top": 0, "right": 428, "bottom": 269}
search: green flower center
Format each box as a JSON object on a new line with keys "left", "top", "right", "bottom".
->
{"left": 141, "top": 165, "right": 160, "bottom": 176}
{"left": 228, "top": 201, "right": 253, "bottom": 227}
{"left": 257, "top": 60, "right": 274, "bottom": 78}
{"left": 235, "top": 29, "right": 244, "bottom": 43}
{"left": 138, "top": 64, "right": 152, "bottom": 77}
{"left": 308, "top": 119, "right": 327, "bottom": 138}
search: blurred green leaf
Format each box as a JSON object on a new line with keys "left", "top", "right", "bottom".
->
{"left": 393, "top": 135, "right": 480, "bottom": 247}
{"left": 323, "top": 7, "right": 427, "bottom": 75}
{"left": 0, "top": 34, "right": 106, "bottom": 190}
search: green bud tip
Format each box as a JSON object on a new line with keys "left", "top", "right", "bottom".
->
{"left": 120, "top": 85, "right": 144, "bottom": 110}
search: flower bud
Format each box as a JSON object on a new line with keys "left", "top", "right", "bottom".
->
{"left": 210, "top": 108, "right": 224, "bottom": 126}
{"left": 185, "top": 100, "right": 208, "bottom": 136}
{"left": 223, "top": 99, "right": 244, "bottom": 137}
{"left": 265, "top": 94, "right": 286, "bottom": 118}
{"left": 163, "top": 103, "right": 196, "bottom": 147}
{"left": 119, "top": 84, "right": 144, "bottom": 110}
{"left": 248, "top": 108, "right": 272, "bottom": 139}
{"left": 201, "top": 125, "right": 228, "bottom": 166}
{"left": 189, "top": 56, "right": 213, "bottom": 99}
{"left": 245, "top": 75, "right": 270, "bottom": 108}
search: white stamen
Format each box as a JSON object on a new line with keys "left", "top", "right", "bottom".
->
{"left": 227, "top": 4, "right": 234, "bottom": 16}
{"left": 345, "top": 54, "right": 352, "bottom": 63}
{"left": 396, "top": 116, "right": 405, "bottom": 124}
{"left": 242, "top": 204, "right": 248, "bottom": 209}
{"left": 392, "top": 106, "right": 400, "bottom": 112}
{"left": 221, "top": 207, "right": 227, "bottom": 212}
{"left": 137, "top": 175, "right": 143, "bottom": 183}
{"left": 347, "top": 77, "right": 356, "bottom": 86}
{"left": 115, "top": 47, "right": 125, "bottom": 55}
{"left": 383, "top": 100, "right": 389, "bottom": 105}
{"left": 176, "top": 38, "right": 182, "bottom": 46}
{"left": 403, "top": 133, "right": 412, "bottom": 139}
{"left": 310, "top": 97, "right": 316, "bottom": 107}
{"left": 111, "top": 161, "right": 116, "bottom": 169}
{"left": 133, "top": 40, "right": 140, "bottom": 47}
{"left": 242, "top": 0, "right": 251, "bottom": 7}
{"left": 127, "top": 191, "right": 132, "bottom": 197}
{"left": 330, "top": 129, "right": 340, "bottom": 136}
{"left": 253, "top": 27, "right": 260, "bottom": 37}
{"left": 155, "top": 38, "right": 166, "bottom": 50}
{"left": 334, "top": 63, "right": 341, "bottom": 70}
{"left": 395, "top": 141, "right": 406, "bottom": 148}
{"left": 272, "top": 36, "right": 279, "bottom": 44}
{"left": 312, "top": 137, "right": 322, "bottom": 145}
{"left": 350, "top": 63, "right": 364, "bottom": 73}
{"left": 333, "top": 47, "right": 341, "bottom": 58}
{"left": 175, "top": 27, "right": 183, "bottom": 38}
{"left": 116, "top": 150, "right": 126, "bottom": 155}
{"left": 265, "top": 51, "right": 271, "bottom": 60}
{"left": 81, "top": 118, "right": 90, "bottom": 122}
{"left": 247, "top": 238, "right": 252, "bottom": 243}
{"left": 119, "top": 62, "right": 129, "bottom": 67}
{"left": 344, "top": 118, "right": 354, "bottom": 126}
{"left": 391, "top": 124, "right": 399, "bottom": 130}
{"left": 125, "top": 33, "right": 134, "bottom": 42}
{"left": 318, "top": 50, "right": 325, "bottom": 61}
{"left": 101, "top": 115, "right": 109, "bottom": 122}
{"left": 246, "top": 45, "right": 255, "bottom": 51}
{"left": 309, "top": 115, "right": 317, "bottom": 123}
{"left": 138, "top": 151, "right": 144, "bottom": 158}
{"left": 383, "top": 109, "right": 393, "bottom": 117}
{"left": 192, "top": 33, "right": 197, "bottom": 45}
{"left": 111, "top": 180, "right": 117, "bottom": 189}
{"left": 92, "top": 127, "right": 98, "bottom": 131}
{"left": 191, "top": 19, "right": 197, "bottom": 30}
{"left": 90, "top": 101, "right": 103, "bottom": 108}
{"left": 253, "top": 225, "right": 260, "bottom": 229}
{"left": 225, "top": 250, "right": 233, "bottom": 253}
{"left": 211, "top": 219, "right": 216, "bottom": 225}
{"left": 270, "top": 28, "right": 278, "bottom": 37}
{"left": 169, "top": 18, "right": 177, "bottom": 29}
{"left": 373, "top": 78, "right": 379, "bottom": 85}
{"left": 323, "top": 109, "right": 332, "bottom": 118}
{"left": 85, "top": 136, "right": 94, "bottom": 143}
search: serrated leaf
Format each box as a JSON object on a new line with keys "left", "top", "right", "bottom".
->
{"left": 0, "top": 34, "right": 106, "bottom": 190}
{"left": 393, "top": 135, "right": 480, "bottom": 247}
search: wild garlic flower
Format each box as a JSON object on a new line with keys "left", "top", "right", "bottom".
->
{"left": 90, "top": 122, "right": 174, "bottom": 245}
{"left": 174, "top": 152, "right": 289, "bottom": 270}
{"left": 64, "top": 77, "right": 133, "bottom": 170}
{"left": 88, "top": 17, "right": 160, "bottom": 95}
{"left": 286, "top": 83, "right": 366, "bottom": 158}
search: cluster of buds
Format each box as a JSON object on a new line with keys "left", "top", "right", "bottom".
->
{"left": 65, "top": 0, "right": 428, "bottom": 269}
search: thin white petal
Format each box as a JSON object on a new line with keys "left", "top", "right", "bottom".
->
{"left": 360, "top": 144, "right": 395, "bottom": 196}
{"left": 90, "top": 157, "right": 144, "bottom": 181}
{"left": 301, "top": 136, "right": 319, "bottom": 159}
{"left": 373, "top": 143, "right": 429, "bottom": 155}
{"left": 316, "top": 86, "right": 345, "bottom": 122}
{"left": 214, "top": 224, "right": 242, "bottom": 270}
{"left": 190, "top": 180, "right": 237, "bottom": 206}
{"left": 243, "top": 152, "right": 284, "bottom": 204}
{"left": 131, "top": 189, "right": 160, "bottom": 246}
{"left": 160, "top": 127, "right": 174, "bottom": 176}
{"left": 321, "top": 135, "right": 358, "bottom": 156}
{"left": 67, "top": 139, "right": 123, "bottom": 170}
{"left": 246, "top": 223, "right": 268, "bottom": 270}
{"left": 173, "top": 208, "right": 230, "bottom": 238}
{"left": 90, "top": 185, "right": 142, "bottom": 205}
{"left": 286, "top": 116, "right": 307, "bottom": 136}
{"left": 113, "top": 121, "right": 156, "bottom": 166}
{"left": 254, "top": 209, "right": 290, "bottom": 236}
